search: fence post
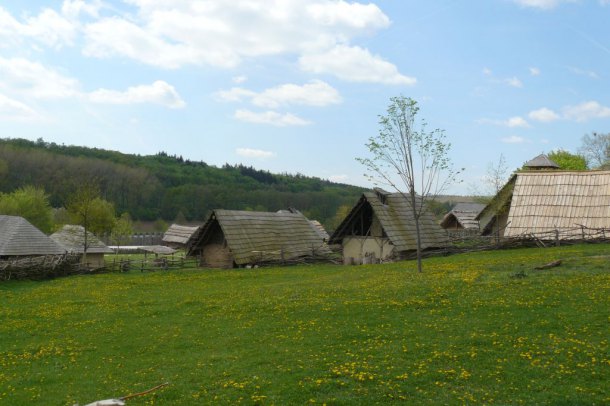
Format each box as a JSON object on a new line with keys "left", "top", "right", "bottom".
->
{"left": 555, "top": 229, "right": 560, "bottom": 247}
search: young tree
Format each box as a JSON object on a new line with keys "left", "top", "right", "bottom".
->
{"left": 66, "top": 183, "right": 116, "bottom": 264}
{"left": 578, "top": 132, "right": 609, "bottom": 169}
{"left": 358, "top": 96, "right": 461, "bottom": 273}
{"left": 0, "top": 185, "right": 54, "bottom": 233}
{"left": 111, "top": 212, "right": 134, "bottom": 253}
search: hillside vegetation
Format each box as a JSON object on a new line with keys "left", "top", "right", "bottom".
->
{"left": 1, "top": 244, "right": 608, "bottom": 404}
{"left": 0, "top": 138, "right": 364, "bottom": 227}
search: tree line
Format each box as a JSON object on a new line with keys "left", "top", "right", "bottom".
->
{"left": 0, "top": 138, "right": 364, "bottom": 230}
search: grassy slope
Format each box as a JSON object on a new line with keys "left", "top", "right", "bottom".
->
{"left": 0, "top": 245, "right": 608, "bottom": 405}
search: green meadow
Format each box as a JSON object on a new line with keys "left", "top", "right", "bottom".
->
{"left": 1, "top": 244, "right": 608, "bottom": 405}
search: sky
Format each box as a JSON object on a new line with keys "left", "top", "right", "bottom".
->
{"left": 1, "top": 0, "right": 609, "bottom": 195}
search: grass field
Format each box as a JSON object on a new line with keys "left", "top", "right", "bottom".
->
{"left": 1, "top": 244, "right": 608, "bottom": 405}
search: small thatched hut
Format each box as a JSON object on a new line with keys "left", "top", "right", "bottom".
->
{"left": 0, "top": 215, "right": 65, "bottom": 258}
{"left": 162, "top": 224, "right": 200, "bottom": 248}
{"left": 477, "top": 170, "right": 610, "bottom": 240}
{"left": 186, "top": 209, "right": 331, "bottom": 268}
{"left": 440, "top": 202, "right": 486, "bottom": 233}
{"left": 329, "top": 189, "right": 447, "bottom": 264}
{"left": 51, "top": 225, "right": 113, "bottom": 268}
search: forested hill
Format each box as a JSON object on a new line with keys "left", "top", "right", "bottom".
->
{"left": 0, "top": 138, "right": 365, "bottom": 227}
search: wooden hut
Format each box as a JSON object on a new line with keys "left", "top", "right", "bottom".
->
{"left": 162, "top": 224, "right": 200, "bottom": 248}
{"left": 329, "top": 189, "right": 447, "bottom": 264}
{"left": 186, "top": 209, "right": 331, "bottom": 268}
{"left": 0, "top": 215, "right": 65, "bottom": 258}
{"left": 51, "top": 225, "right": 113, "bottom": 268}
{"left": 477, "top": 170, "right": 610, "bottom": 240}
{"left": 523, "top": 154, "right": 559, "bottom": 170}
{"left": 440, "top": 202, "right": 486, "bottom": 233}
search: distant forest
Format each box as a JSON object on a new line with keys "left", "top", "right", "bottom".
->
{"left": 0, "top": 138, "right": 365, "bottom": 228}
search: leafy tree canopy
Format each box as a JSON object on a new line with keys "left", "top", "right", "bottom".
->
{"left": 548, "top": 150, "right": 588, "bottom": 171}
{"left": 0, "top": 185, "right": 54, "bottom": 233}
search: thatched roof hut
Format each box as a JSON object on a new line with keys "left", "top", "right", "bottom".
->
{"left": 440, "top": 202, "right": 486, "bottom": 231}
{"left": 162, "top": 224, "right": 200, "bottom": 248}
{"left": 329, "top": 189, "right": 447, "bottom": 264}
{"left": 51, "top": 225, "right": 113, "bottom": 267}
{"left": 186, "top": 209, "right": 331, "bottom": 268}
{"left": 0, "top": 215, "right": 65, "bottom": 257}
{"left": 477, "top": 171, "right": 610, "bottom": 240}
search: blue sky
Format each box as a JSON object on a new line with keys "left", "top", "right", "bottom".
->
{"left": 1, "top": 0, "right": 609, "bottom": 195}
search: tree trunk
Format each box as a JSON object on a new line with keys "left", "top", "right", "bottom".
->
{"left": 409, "top": 188, "right": 423, "bottom": 273}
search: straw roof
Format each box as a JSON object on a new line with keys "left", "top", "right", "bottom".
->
{"left": 162, "top": 224, "right": 200, "bottom": 246}
{"left": 308, "top": 220, "right": 330, "bottom": 241}
{"left": 50, "top": 225, "right": 113, "bottom": 254}
{"left": 440, "top": 203, "right": 486, "bottom": 230}
{"left": 329, "top": 189, "right": 447, "bottom": 251}
{"left": 503, "top": 171, "right": 610, "bottom": 237}
{"left": 187, "top": 209, "right": 331, "bottom": 265}
{"left": 0, "top": 215, "right": 65, "bottom": 256}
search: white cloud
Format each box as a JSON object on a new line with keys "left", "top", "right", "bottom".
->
{"left": 299, "top": 45, "right": 416, "bottom": 85}
{"left": 0, "top": 57, "right": 184, "bottom": 109}
{"left": 567, "top": 66, "right": 599, "bottom": 79}
{"left": 0, "top": 6, "right": 76, "bottom": 49}
{"left": 482, "top": 67, "right": 493, "bottom": 76}
{"left": 84, "top": 18, "right": 208, "bottom": 69}
{"left": 89, "top": 80, "right": 186, "bottom": 108}
{"left": 512, "top": 0, "right": 576, "bottom": 10}
{"left": 563, "top": 101, "right": 610, "bottom": 122}
{"left": 236, "top": 148, "right": 276, "bottom": 159}
{"left": 528, "top": 107, "right": 560, "bottom": 122}
{"left": 0, "top": 57, "right": 80, "bottom": 99}
{"left": 61, "top": 0, "right": 103, "bottom": 20}
{"left": 215, "top": 87, "right": 257, "bottom": 103}
{"left": 252, "top": 80, "right": 341, "bottom": 108}
{"left": 234, "top": 109, "right": 311, "bottom": 126}
{"left": 477, "top": 116, "right": 529, "bottom": 128}
{"left": 82, "top": 1, "right": 394, "bottom": 74}
{"left": 328, "top": 174, "right": 349, "bottom": 183}
{"left": 504, "top": 76, "right": 523, "bottom": 88}
{"left": 0, "top": 93, "right": 38, "bottom": 121}
{"left": 217, "top": 80, "right": 341, "bottom": 108}
{"left": 501, "top": 135, "right": 527, "bottom": 144}
{"left": 529, "top": 67, "right": 540, "bottom": 76}
{"left": 506, "top": 116, "right": 529, "bottom": 127}
{"left": 232, "top": 75, "right": 247, "bottom": 84}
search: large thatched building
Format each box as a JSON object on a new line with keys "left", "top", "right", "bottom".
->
{"left": 440, "top": 202, "right": 486, "bottom": 233}
{"left": 477, "top": 170, "right": 610, "bottom": 240}
{"left": 51, "top": 225, "right": 113, "bottom": 268}
{"left": 329, "top": 189, "right": 447, "bottom": 264}
{"left": 162, "top": 224, "right": 200, "bottom": 248}
{"left": 186, "top": 209, "right": 331, "bottom": 268}
{"left": 0, "top": 215, "right": 65, "bottom": 258}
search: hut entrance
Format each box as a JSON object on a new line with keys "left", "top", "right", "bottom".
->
{"left": 200, "top": 221, "right": 234, "bottom": 268}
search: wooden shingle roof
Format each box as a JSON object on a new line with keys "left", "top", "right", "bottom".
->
{"left": 503, "top": 171, "right": 610, "bottom": 238}
{"left": 0, "top": 215, "right": 66, "bottom": 256}
{"left": 188, "top": 209, "right": 331, "bottom": 265}
{"left": 440, "top": 203, "right": 486, "bottom": 230}
{"left": 330, "top": 190, "right": 447, "bottom": 251}
{"left": 524, "top": 154, "right": 559, "bottom": 169}
{"left": 162, "top": 224, "right": 200, "bottom": 246}
{"left": 50, "top": 225, "right": 113, "bottom": 254}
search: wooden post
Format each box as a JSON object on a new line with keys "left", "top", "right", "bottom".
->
{"left": 555, "top": 229, "right": 560, "bottom": 247}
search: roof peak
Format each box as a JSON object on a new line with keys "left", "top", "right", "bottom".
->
{"left": 524, "top": 154, "right": 559, "bottom": 169}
